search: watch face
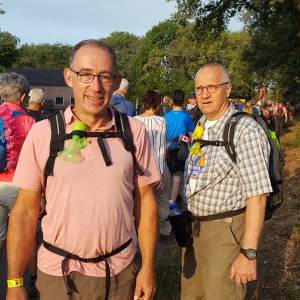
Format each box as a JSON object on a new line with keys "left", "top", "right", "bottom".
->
{"left": 241, "top": 248, "right": 257, "bottom": 260}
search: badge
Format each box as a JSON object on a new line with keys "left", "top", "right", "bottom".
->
{"left": 191, "top": 151, "right": 205, "bottom": 177}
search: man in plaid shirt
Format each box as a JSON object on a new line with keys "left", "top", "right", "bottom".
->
{"left": 181, "top": 63, "right": 272, "bottom": 300}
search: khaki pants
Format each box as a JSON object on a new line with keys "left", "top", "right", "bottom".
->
{"left": 181, "top": 213, "right": 246, "bottom": 300}
{"left": 36, "top": 263, "right": 137, "bottom": 300}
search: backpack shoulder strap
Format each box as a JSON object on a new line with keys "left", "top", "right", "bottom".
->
{"left": 114, "top": 110, "right": 144, "bottom": 176}
{"left": 44, "top": 111, "right": 66, "bottom": 187}
{"left": 223, "top": 112, "right": 254, "bottom": 163}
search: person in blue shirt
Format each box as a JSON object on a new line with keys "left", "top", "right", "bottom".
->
{"left": 110, "top": 78, "right": 136, "bottom": 117}
{"left": 164, "top": 89, "right": 195, "bottom": 206}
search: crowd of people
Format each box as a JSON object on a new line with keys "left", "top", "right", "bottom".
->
{"left": 232, "top": 98, "right": 294, "bottom": 138}
{"left": 0, "top": 39, "right": 292, "bottom": 300}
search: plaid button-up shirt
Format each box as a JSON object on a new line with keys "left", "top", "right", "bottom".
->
{"left": 184, "top": 105, "right": 273, "bottom": 217}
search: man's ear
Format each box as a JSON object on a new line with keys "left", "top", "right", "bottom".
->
{"left": 64, "top": 68, "right": 74, "bottom": 88}
{"left": 226, "top": 83, "right": 232, "bottom": 98}
{"left": 20, "top": 93, "right": 28, "bottom": 105}
{"left": 113, "top": 75, "right": 122, "bottom": 92}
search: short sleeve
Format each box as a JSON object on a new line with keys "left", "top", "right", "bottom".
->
{"left": 235, "top": 120, "right": 273, "bottom": 198}
{"left": 13, "top": 124, "right": 43, "bottom": 191}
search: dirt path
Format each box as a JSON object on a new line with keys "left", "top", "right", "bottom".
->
{"left": 247, "top": 145, "right": 300, "bottom": 299}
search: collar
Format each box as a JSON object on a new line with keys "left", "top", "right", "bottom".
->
{"left": 64, "top": 105, "right": 116, "bottom": 131}
{"left": 2, "top": 101, "right": 24, "bottom": 112}
{"left": 199, "top": 104, "right": 237, "bottom": 134}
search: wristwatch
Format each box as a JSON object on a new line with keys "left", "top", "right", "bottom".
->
{"left": 240, "top": 248, "right": 257, "bottom": 260}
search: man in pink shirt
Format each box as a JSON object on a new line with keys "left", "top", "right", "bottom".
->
{"left": 0, "top": 72, "right": 35, "bottom": 255}
{"left": 6, "top": 40, "right": 160, "bottom": 300}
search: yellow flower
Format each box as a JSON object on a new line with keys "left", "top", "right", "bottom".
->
{"left": 190, "top": 125, "right": 205, "bottom": 156}
{"left": 192, "top": 125, "right": 204, "bottom": 140}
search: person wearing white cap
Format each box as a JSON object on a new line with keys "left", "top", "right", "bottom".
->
{"left": 26, "top": 88, "right": 44, "bottom": 121}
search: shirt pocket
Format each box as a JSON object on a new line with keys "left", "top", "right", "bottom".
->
{"left": 206, "top": 150, "right": 235, "bottom": 188}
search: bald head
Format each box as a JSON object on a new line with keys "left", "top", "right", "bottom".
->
{"left": 195, "top": 63, "right": 230, "bottom": 83}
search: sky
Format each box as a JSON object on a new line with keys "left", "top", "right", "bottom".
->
{"left": 0, "top": 0, "right": 243, "bottom": 45}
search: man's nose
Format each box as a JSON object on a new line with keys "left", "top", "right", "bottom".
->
{"left": 90, "top": 76, "right": 104, "bottom": 91}
{"left": 202, "top": 87, "right": 211, "bottom": 98}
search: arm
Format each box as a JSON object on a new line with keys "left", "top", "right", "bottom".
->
{"left": 284, "top": 107, "right": 288, "bottom": 122}
{"left": 6, "top": 189, "right": 41, "bottom": 300}
{"left": 133, "top": 184, "right": 158, "bottom": 300}
{"left": 230, "top": 120, "right": 272, "bottom": 285}
{"left": 230, "top": 194, "right": 267, "bottom": 284}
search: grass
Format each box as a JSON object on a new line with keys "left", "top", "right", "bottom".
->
{"left": 281, "top": 116, "right": 300, "bottom": 148}
{"left": 153, "top": 117, "right": 300, "bottom": 299}
{"left": 155, "top": 244, "right": 181, "bottom": 300}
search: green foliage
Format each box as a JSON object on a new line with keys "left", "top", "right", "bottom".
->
{"left": 169, "top": 0, "right": 300, "bottom": 104}
{"left": 104, "top": 32, "right": 142, "bottom": 104}
{"left": 136, "top": 22, "right": 253, "bottom": 100}
{"left": 0, "top": 31, "right": 19, "bottom": 69}
{"left": 103, "top": 31, "right": 141, "bottom": 78}
{"left": 281, "top": 117, "right": 300, "bottom": 148}
{"left": 15, "top": 43, "right": 72, "bottom": 69}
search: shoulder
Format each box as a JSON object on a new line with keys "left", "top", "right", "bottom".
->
{"left": 128, "top": 116, "right": 146, "bottom": 134}
{"left": 233, "top": 114, "right": 269, "bottom": 146}
{"left": 155, "top": 115, "right": 166, "bottom": 123}
{"left": 164, "top": 111, "right": 172, "bottom": 119}
{"left": 235, "top": 115, "right": 265, "bottom": 134}
{"left": 28, "top": 118, "right": 51, "bottom": 137}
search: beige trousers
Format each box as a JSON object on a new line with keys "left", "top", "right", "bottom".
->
{"left": 181, "top": 213, "right": 246, "bottom": 300}
{"left": 36, "top": 263, "right": 137, "bottom": 300}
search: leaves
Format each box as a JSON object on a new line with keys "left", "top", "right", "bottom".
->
{"left": 15, "top": 43, "right": 72, "bottom": 69}
{"left": 0, "top": 31, "right": 19, "bottom": 69}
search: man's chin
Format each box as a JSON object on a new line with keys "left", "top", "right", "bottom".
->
{"left": 83, "top": 104, "right": 109, "bottom": 117}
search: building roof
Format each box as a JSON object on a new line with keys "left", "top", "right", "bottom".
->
{"left": 8, "top": 68, "right": 67, "bottom": 86}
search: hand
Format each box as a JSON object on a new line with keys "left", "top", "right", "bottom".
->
{"left": 6, "top": 286, "right": 28, "bottom": 300}
{"left": 153, "top": 176, "right": 164, "bottom": 191}
{"left": 134, "top": 267, "right": 156, "bottom": 300}
{"left": 230, "top": 253, "right": 257, "bottom": 285}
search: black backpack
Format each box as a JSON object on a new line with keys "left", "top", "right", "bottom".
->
{"left": 199, "top": 112, "right": 284, "bottom": 220}
{"left": 44, "top": 109, "right": 144, "bottom": 188}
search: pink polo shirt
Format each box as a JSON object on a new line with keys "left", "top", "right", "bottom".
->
{"left": 13, "top": 106, "right": 161, "bottom": 277}
{"left": 0, "top": 102, "right": 35, "bottom": 182}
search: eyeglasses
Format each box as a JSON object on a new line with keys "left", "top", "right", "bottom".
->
{"left": 195, "top": 82, "right": 229, "bottom": 95}
{"left": 69, "top": 68, "right": 116, "bottom": 84}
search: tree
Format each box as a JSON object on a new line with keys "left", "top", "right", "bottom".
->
{"left": 168, "top": 0, "right": 300, "bottom": 103}
{"left": 0, "top": 31, "right": 19, "bottom": 69}
{"left": 140, "top": 22, "right": 253, "bottom": 98}
{"left": 104, "top": 32, "right": 141, "bottom": 78}
{"left": 104, "top": 32, "right": 142, "bottom": 103}
{"left": 15, "top": 43, "right": 72, "bottom": 69}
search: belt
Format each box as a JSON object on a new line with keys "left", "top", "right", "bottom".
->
{"left": 43, "top": 238, "right": 132, "bottom": 299}
{"left": 194, "top": 207, "right": 246, "bottom": 222}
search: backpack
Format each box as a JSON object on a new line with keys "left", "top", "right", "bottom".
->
{"left": 44, "top": 109, "right": 144, "bottom": 187}
{"left": 0, "top": 104, "right": 24, "bottom": 172}
{"left": 199, "top": 112, "right": 284, "bottom": 220}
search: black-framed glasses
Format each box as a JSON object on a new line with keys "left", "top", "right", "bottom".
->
{"left": 196, "top": 82, "right": 229, "bottom": 95}
{"left": 69, "top": 68, "right": 116, "bottom": 84}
